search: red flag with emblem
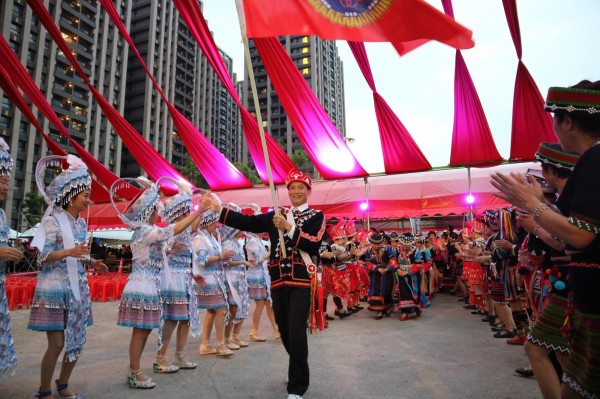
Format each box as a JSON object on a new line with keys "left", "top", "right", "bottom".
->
{"left": 241, "top": 0, "right": 473, "bottom": 50}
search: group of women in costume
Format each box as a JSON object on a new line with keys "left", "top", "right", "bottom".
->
{"left": 0, "top": 145, "right": 278, "bottom": 397}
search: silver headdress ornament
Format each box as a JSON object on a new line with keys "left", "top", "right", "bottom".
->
{"left": 110, "top": 177, "right": 160, "bottom": 228}
{"left": 0, "top": 137, "right": 14, "bottom": 177}
{"left": 193, "top": 188, "right": 221, "bottom": 229}
{"left": 218, "top": 203, "right": 241, "bottom": 240}
{"left": 35, "top": 154, "right": 91, "bottom": 207}
{"left": 160, "top": 177, "right": 194, "bottom": 224}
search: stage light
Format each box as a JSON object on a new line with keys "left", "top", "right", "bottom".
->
{"left": 466, "top": 194, "right": 475, "bottom": 204}
{"left": 360, "top": 202, "right": 368, "bottom": 211}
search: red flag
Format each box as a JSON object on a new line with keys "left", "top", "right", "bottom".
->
{"left": 241, "top": 0, "right": 474, "bottom": 50}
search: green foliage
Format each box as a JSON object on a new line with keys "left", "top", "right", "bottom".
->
{"left": 21, "top": 192, "right": 46, "bottom": 226}
{"left": 291, "top": 148, "right": 308, "bottom": 168}
{"left": 181, "top": 154, "right": 209, "bottom": 189}
{"left": 234, "top": 162, "right": 262, "bottom": 185}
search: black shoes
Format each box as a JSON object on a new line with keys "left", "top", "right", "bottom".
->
{"left": 515, "top": 367, "right": 534, "bottom": 378}
{"left": 335, "top": 310, "right": 352, "bottom": 319}
{"left": 325, "top": 315, "right": 335, "bottom": 321}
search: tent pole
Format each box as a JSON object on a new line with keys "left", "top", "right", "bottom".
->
{"left": 236, "top": 2, "right": 286, "bottom": 257}
{"left": 467, "top": 167, "right": 473, "bottom": 222}
{"left": 364, "top": 177, "right": 370, "bottom": 230}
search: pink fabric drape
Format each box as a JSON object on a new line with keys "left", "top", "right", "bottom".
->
{"left": 448, "top": 51, "right": 502, "bottom": 167}
{"left": 348, "top": 42, "right": 431, "bottom": 173}
{"left": 253, "top": 37, "right": 367, "bottom": 179}
{"left": 442, "top": 0, "right": 502, "bottom": 167}
{"left": 172, "top": 0, "right": 296, "bottom": 185}
{"left": 503, "top": 0, "right": 556, "bottom": 161}
{"left": 97, "top": 0, "right": 252, "bottom": 190}
{"left": 0, "top": 37, "right": 121, "bottom": 201}
{"left": 26, "top": 0, "right": 189, "bottom": 193}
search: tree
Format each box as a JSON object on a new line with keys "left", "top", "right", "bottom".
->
{"left": 234, "top": 162, "right": 262, "bottom": 185}
{"left": 181, "top": 154, "right": 209, "bottom": 189}
{"left": 21, "top": 192, "right": 46, "bottom": 226}
{"left": 291, "top": 148, "right": 308, "bottom": 168}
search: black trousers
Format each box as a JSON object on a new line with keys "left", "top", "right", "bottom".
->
{"left": 271, "top": 286, "right": 311, "bottom": 396}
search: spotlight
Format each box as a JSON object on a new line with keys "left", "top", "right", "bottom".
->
{"left": 466, "top": 194, "right": 475, "bottom": 204}
{"left": 360, "top": 202, "right": 368, "bottom": 211}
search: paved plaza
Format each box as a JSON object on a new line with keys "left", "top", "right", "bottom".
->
{"left": 1, "top": 294, "right": 541, "bottom": 399}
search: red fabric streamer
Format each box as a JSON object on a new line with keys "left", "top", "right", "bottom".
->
{"left": 26, "top": 0, "right": 188, "bottom": 194}
{"left": 441, "top": 0, "right": 502, "bottom": 167}
{"left": 172, "top": 0, "right": 296, "bottom": 185}
{"left": 253, "top": 37, "right": 367, "bottom": 179}
{"left": 502, "top": 0, "right": 556, "bottom": 161}
{"left": 348, "top": 42, "right": 431, "bottom": 174}
{"left": 448, "top": 51, "right": 502, "bottom": 167}
{"left": 241, "top": 0, "right": 474, "bottom": 51}
{"left": 96, "top": 0, "right": 252, "bottom": 190}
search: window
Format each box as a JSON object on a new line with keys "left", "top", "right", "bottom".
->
{"left": 302, "top": 47, "right": 309, "bottom": 54}
{"left": 302, "top": 37, "right": 308, "bottom": 43}
{"left": 302, "top": 58, "right": 309, "bottom": 65}
{"left": 302, "top": 68, "right": 309, "bottom": 75}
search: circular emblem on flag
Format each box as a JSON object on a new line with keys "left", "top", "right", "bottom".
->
{"left": 308, "top": 0, "right": 392, "bottom": 28}
{"left": 307, "top": 264, "right": 317, "bottom": 275}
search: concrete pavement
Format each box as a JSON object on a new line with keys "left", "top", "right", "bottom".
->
{"left": 1, "top": 294, "right": 541, "bottom": 398}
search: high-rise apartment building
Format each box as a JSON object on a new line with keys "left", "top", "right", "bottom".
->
{"left": 122, "top": 1, "right": 240, "bottom": 177}
{"left": 243, "top": 36, "right": 345, "bottom": 177}
{"left": 0, "top": 0, "right": 130, "bottom": 228}
{"left": 1, "top": 1, "right": 241, "bottom": 229}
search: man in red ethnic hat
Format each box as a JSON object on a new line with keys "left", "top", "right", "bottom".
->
{"left": 202, "top": 169, "right": 325, "bottom": 399}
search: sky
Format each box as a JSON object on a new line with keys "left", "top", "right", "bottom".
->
{"left": 202, "top": 1, "right": 600, "bottom": 174}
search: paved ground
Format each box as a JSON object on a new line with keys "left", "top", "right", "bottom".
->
{"left": 1, "top": 293, "right": 541, "bottom": 399}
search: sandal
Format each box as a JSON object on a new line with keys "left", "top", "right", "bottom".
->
{"left": 273, "top": 330, "right": 281, "bottom": 340}
{"left": 175, "top": 351, "right": 197, "bottom": 369}
{"left": 399, "top": 313, "right": 409, "bottom": 321}
{"left": 216, "top": 342, "right": 233, "bottom": 357}
{"left": 127, "top": 368, "right": 155, "bottom": 389}
{"left": 153, "top": 354, "right": 179, "bottom": 373}
{"left": 249, "top": 332, "right": 267, "bottom": 342}
{"left": 199, "top": 343, "right": 217, "bottom": 355}
{"left": 224, "top": 340, "right": 240, "bottom": 350}
{"left": 232, "top": 335, "right": 249, "bottom": 347}
{"left": 55, "top": 380, "right": 84, "bottom": 399}
{"left": 375, "top": 312, "right": 383, "bottom": 320}
{"left": 494, "top": 330, "right": 517, "bottom": 339}
{"left": 35, "top": 389, "right": 53, "bottom": 399}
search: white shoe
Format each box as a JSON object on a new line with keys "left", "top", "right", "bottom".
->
{"left": 287, "top": 395, "right": 302, "bottom": 399}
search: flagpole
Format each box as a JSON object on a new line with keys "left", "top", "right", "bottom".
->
{"left": 235, "top": 0, "right": 286, "bottom": 258}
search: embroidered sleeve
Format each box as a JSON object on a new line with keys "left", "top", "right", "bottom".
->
{"left": 140, "top": 224, "right": 175, "bottom": 246}
{"left": 291, "top": 210, "right": 326, "bottom": 256}
{"left": 38, "top": 217, "right": 60, "bottom": 265}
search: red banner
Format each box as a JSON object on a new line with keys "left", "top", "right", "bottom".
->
{"left": 242, "top": 0, "right": 473, "bottom": 50}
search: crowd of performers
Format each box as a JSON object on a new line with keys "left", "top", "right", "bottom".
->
{"left": 319, "top": 220, "right": 451, "bottom": 324}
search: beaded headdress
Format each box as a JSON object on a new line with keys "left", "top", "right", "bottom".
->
{"left": 332, "top": 220, "right": 346, "bottom": 239}
{"left": 368, "top": 233, "right": 383, "bottom": 245}
{"left": 162, "top": 192, "right": 192, "bottom": 224}
{"left": 414, "top": 235, "right": 425, "bottom": 244}
{"left": 285, "top": 168, "right": 312, "bottom": 189}
{"left": 110, "top": 177, "right": 161, "bottom": 228}
{"left": 192, "top": 188, "right": 221, "bottom": 229}
{"left": 36, "top": 154, "right": 91, "bottom": 208}
{"left": 535, "top": 142, "right": 579, "bottom": 171}
{"left": 344, "top": 220, "right": 357, "bottom": 238}
{"left": 218, "top": 203, "right": 241, "bottom": 240}
{"left": 399, "top": 233, "right": 414, "bottom": 246}
{"left": 0, "top": 138, "right": 14, "bottom": 177}
{"left": 544, "top": 86, "right": 600, "bottom": 115}
{"left": 389, "top": 232, "right": 400, "bottom": 242}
